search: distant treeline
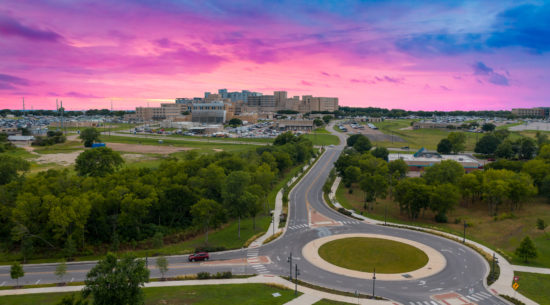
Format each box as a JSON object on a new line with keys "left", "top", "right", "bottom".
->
{"left": 0, "top": 109, "right": 135, "bottom": 117}
{"left": 337, "top": 107, "right": 513, "bottom": 118}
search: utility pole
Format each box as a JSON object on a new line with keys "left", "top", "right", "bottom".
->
{"left": 294, "top": 264, "right": 300, "bottom": 296}
{"left": 491, "top": 253, "right": 498, "bottom": 281}
{"left": 287, "top": 253, "right": 292, "bottom": 279}
{"left": 372, "top": 267, "right": 376, "bottom": 298}
{"left": 60, "top": 101, "right": 64, "bottom": 135}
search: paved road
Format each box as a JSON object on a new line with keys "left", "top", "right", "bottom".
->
{"left": 0, "top": 126, "right": 506, "bottom": 305}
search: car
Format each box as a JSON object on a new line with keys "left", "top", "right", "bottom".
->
{"left": 188, "top": 252, "right": 209, "bottom": 262}
{"left": 329, "top": 144, "right": 335, "bottom": 147}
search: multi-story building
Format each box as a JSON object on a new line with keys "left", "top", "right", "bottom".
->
{"left": 512, "top": 107, "right": 549, "bottom": 118}
{"left": 248, "top": 95, "right": 276, "bottom": 112}
{"left": 192, "top": 101, "right": 226, "bottom": 124}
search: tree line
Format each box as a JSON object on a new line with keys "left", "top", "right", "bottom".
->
{"left": 0, "top": 132, "right": 314, "bottom": 261}
{"left": 336, "top": 134, "right": 547, "bottom": 223}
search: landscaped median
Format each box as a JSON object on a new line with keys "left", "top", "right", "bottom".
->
{"left": 302, "top": 233, "right": 445, "bottom": 280}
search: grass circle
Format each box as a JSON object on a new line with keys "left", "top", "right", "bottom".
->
{"left": 318, "top": 237, "right": 429, "bottom": 274}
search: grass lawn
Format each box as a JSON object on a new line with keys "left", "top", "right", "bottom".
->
{"left": 336, "top": 183, "right": 550, "bottom": 268}
{"left": 333, "top": 125, "right": 344, "bottom": 133}
{"left": 373, "top": 119, "right": 480, "bottom": 150}
{"left": 102, "top": 135, "right": 257, "bottom": 154}
{"left": 313, "top": 127, "right": 331, "bottom": 134}
{"left": 318, "top": 237, "right": 428, "bottom": 273}
{"left": 314, "top": 299, "right": 354, "bottom": 305}
{"left": 515, "top": 272, "right": 550, "bottom": 305}
{"left": 303, "top": 133, "right": 339, "bottom": 146}
{"left": 0, "top": 283, "right": 300, "bottom": 305}
{"left": 32, "top": 140, "right": 83, "bottom": 154}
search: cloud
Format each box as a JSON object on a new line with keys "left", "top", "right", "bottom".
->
{"left": 321, "top": 71, "right": 331, "bottom": 77}
{"left": 64, "top": 91, "right": 102, "bottom": 99}
{"left": 472, "top": 62, "right": 509, "bottom": 86}
{"left": 0, "top": 15, "right": 62, "bottom": 42}
{"left": 440, "top": 85, "right": 451, "bottom": 91}
{"left": 395, "top": 32, "right": 484, "bottom": 56}
{"left": 375, "top": 76, "right": 404, "bottom": 84}
{"left": 350, "top": 78, "right": 375, "bottom": 84}
{"left": 0, "top": 73, "right": 30, "bottom": 90}
{"left": 301, "top": 80, "right": 313, "bottom": 86}
{"left": 487, "top": 4, "right": 550, "bottom": 53}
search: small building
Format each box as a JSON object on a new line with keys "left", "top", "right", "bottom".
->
{"left": 7, "top": 135, "right": 35, "bottom": 145}
{"left": 276, "top": 120, "right": 314, "bottom": 132}
{"left": 388, "top": 148, "right": 482, "bottom": 173}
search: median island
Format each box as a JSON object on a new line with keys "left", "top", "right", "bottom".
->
{"left": 318, "top": 237, "right": 428, "bottom": 274}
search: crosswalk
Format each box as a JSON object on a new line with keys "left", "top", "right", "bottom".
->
{"left": 247, "top": 247, "right": 269, "bottom": 275}
{"left": 465, "top": 291, "right": 494, "bottom": 302}
{"left": 409, "top": 301, "right": 440, "bottom": 305}
{"left": 288, "top": 224, "right": 309, "bottom": 230}
{"left": 337, "top": 220, "right": 361, "bottom": 225}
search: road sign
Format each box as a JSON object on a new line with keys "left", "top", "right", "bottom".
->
{"left": 514, "top": 276, "right": 519, "bottom": 282}
{"left": 512, "top": 282, "right": 519, "bottom": 290}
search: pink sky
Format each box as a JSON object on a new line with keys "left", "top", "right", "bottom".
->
{"left": 1, "top": 1, "right": 549, "bottom": 111}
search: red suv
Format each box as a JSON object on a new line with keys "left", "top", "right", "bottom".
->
{"left": 188, "top": 252, "right": 209, "bottom": 262}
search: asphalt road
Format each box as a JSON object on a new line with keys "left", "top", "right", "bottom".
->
{"left": 0, "top": 126, "right": 507, "bottom": 305}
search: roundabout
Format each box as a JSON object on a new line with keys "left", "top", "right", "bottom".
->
{"left": 302, "top": 233, "right": 447, "bottom": 280}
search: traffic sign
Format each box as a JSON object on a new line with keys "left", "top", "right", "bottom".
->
{"left": 512, "top": 282, "right": 519, "bottom": 290}
{"left": 514, "top": 276, "right": 519, "bottom": 282}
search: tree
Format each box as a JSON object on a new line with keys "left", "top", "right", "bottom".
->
{"left": 83, "top": 253, "right": 150, "bottom": 305}
{"left": 191, "top": 199, "right": 224, "bottom": 243}
{"left": 423, "top": 160, "right": 464, "bottom": 185}
{"left": 63, "top": 236, "right": 77, "bottom": 260}
{"left": 522, "top": 159, "right": 550, "bottom": 189}
{"left": 474, "top": 134, "right": 501, "bottom": 155}
{"left": 156, "top": 256, "right": 168, "bottom": 280}
{"left": 394, "top": 178, "right": 430, "bottom": 219}
{"left": 55, "top": 260, "right": 68, "bottom": 284}
{"left": 429, "top": 183, "right": 460, "bottom": 223}
{"left": 222, "top": 171, "right": 251, "bottom": 239}
{"left": 56, "top": 294, "right": 89, "bottom": 305}
{"left": 322, "top": 115, "right": 332, "bottom": 124}
{"left": 343, "top": 166, "right": 361, "bottom": 186}
{"left": 437, "top": 138, "right": 452, "bottom": 154}
{"left": 353, "top": 136, "right": 372, "bottom": 153}
{"left": 371, "top": 147, "right": 389, "bottom": 161}
{"left": 346, "top": 134, "right": 365, "bottom": 147}
{"left": 388, "top": 159, "right": 408, "bottom": 179}
{"left": 79, "top": 128, "right": 101, "bottom": 147}
{"left": 359, "top": 174, "right": 388, "bottom": 211}
{"left": 495, "top": 140, "right": 515, "bottom": 159}
{"left": 537, "top": 218, "right": 548, "bottom": 238}
{"left": 447, "top": 132, "right": 466, "bottom": 154}
{"left": 0, "top": 155, "right": 30, "bottom": 185}
{"left": 10, "top": 261, "right": 24, "bottom": 287}
{"left": 75, "top": 147, "right": 124, "bottom": 177}
{"left": 518, "top": 137, "right": 537, "bottom": 160}
{"left": 515, "top": 236, "right": 537, "bottom": 262}
{"left": 481, "top": 123, "right": 496, "bottom": 132}
{"left": 228, "top": 118, "right": 243, "bottom": 127}
{"left": 313, "top": 118, "right": 324, "bottom": 126}
{"left": 152, "top": 232, "right": 163, "bottom": 249}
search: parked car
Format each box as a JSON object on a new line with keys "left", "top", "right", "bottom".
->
{"left": 188, "top": 252, "right": 209, "bottom": 262}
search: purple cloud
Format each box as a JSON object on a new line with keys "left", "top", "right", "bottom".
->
{"left": 375, "top": 76, "right": 404, "bottom": 84}
{"left": 301, "top": 80, "right": 313, "bottom": 86}
{"left": 0, "top": 15, "right": 62, "bottom": 42}
{"left": 472, "top": 62, "right": 509, "bottom": 86}
{"left": 350, "top": 78, "right": 375, "bottom": 84}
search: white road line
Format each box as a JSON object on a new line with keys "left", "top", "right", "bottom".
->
{"left": 473, "top": 292, "right": 487, "bottom": 299}
{"left": 458, "top": 248, "right": 466, "bottom": 253}
{"left": 276, "top": 256, "right": 280, "bottom": 261}
{"left": 35, "top": 280, "right": 40, "bottom": 285}
{"left": 479, "top": 292, "right": 492, "bottom": 298}
{"left": 70, "top": 277, "right": 74, "bottom": 282}
{"left": 0, "top": 281, "right": 5, "bottom": 287}
{"left": 409, "top": 302, "right": 415, "bottom": 305}
{"left": 430, "top": 302, "right": 439, "bottom": 305}
{"left": 467, "top": 295, "right": 480, "bottom": 302}
{"left": 423, "top": 301, "right": 431, "bottom": 305}
{"left": 416, "top": 302, "right": 423, "bottom": 305}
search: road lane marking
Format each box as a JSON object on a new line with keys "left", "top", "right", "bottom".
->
{"left": 35, "top": 280, "right": 40, "bottom": 285}
{"left": 0, "top": 281, "right": 5, "bottom": 286}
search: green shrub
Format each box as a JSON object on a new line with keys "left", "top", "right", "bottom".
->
{"left": 197, "top": 272, "right": 211, "bottom": 279}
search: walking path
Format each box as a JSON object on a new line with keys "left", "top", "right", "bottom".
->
{"left": 327, "top": 176, "right": 542, "bottom": 305}
{"left": 0, "top": 274, "right": 394, "bottom": 305}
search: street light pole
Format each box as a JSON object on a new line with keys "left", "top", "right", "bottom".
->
{"left": 272, "top": 212, "right": 275, "bottom": 236}
{"left": 384, "top": 202, "right": 387, "bottom": 225}
{"left": 295, "top": 264, "right": 300, "bottom": 296}
{"left": 287, "top": 252, "right": 292, "bottom": 279}
{"left": 372, "top": 267, "right": 376, "bottom": 298}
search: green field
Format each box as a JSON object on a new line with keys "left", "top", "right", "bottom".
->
{"left": 515, "top": 272, "right": 550, "bottom": 305}
{"left": 318, "top": 237, "right": 428, "bottom": 273}
{"left": 336, "top": 184, "right": 550, "bottom": 268}
{"left": 303, "top": 133, "right": 339, "bottom": 146}
{"left": 0, "top": 283, "right": 300, "bottom": 305}
{"left": 313, "top": 127, "right": 331, "bottom": 134}
{"left": 122, "top": 132, "right": 275, "bottom": 144}
{"left": 372, "top": 119, "right": 480, "bottom": 150}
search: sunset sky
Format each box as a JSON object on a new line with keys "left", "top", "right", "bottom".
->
{"left": 0, "top": 1, "right": 549, "bottom": 111}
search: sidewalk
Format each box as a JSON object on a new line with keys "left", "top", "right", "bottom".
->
{"left": 0, "top": 274, "right": 395, "bottom": 305}
{"left": 327, "top": 176, "right": 538, "bottom": 305}
{"left": 249, "top": 157, "right": 317, "bottom": 248}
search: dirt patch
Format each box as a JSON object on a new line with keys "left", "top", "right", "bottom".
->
{"left": 213, "top": 149, "right": 223, "bottom": 152}
{"left": 106, "top": 142, "right": 192, "bottom": 154}
{"left": 35, "top": 150, "right": 83, "bottom": 165}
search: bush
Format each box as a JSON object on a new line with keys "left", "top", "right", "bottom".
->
{"left": 197, "top": 272, "right": 211, "bottom": 279}
{"left": 499, "top": 295, "right": 525, "bottom": 305}
{"left": 338, "top": 208, "right": 352, "bottom": 216}
{"left": 434, "top": 213, "right": 448, "bottom": 223}
{"left": 194, "top": 246, "right": 226, "bottom": 253}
